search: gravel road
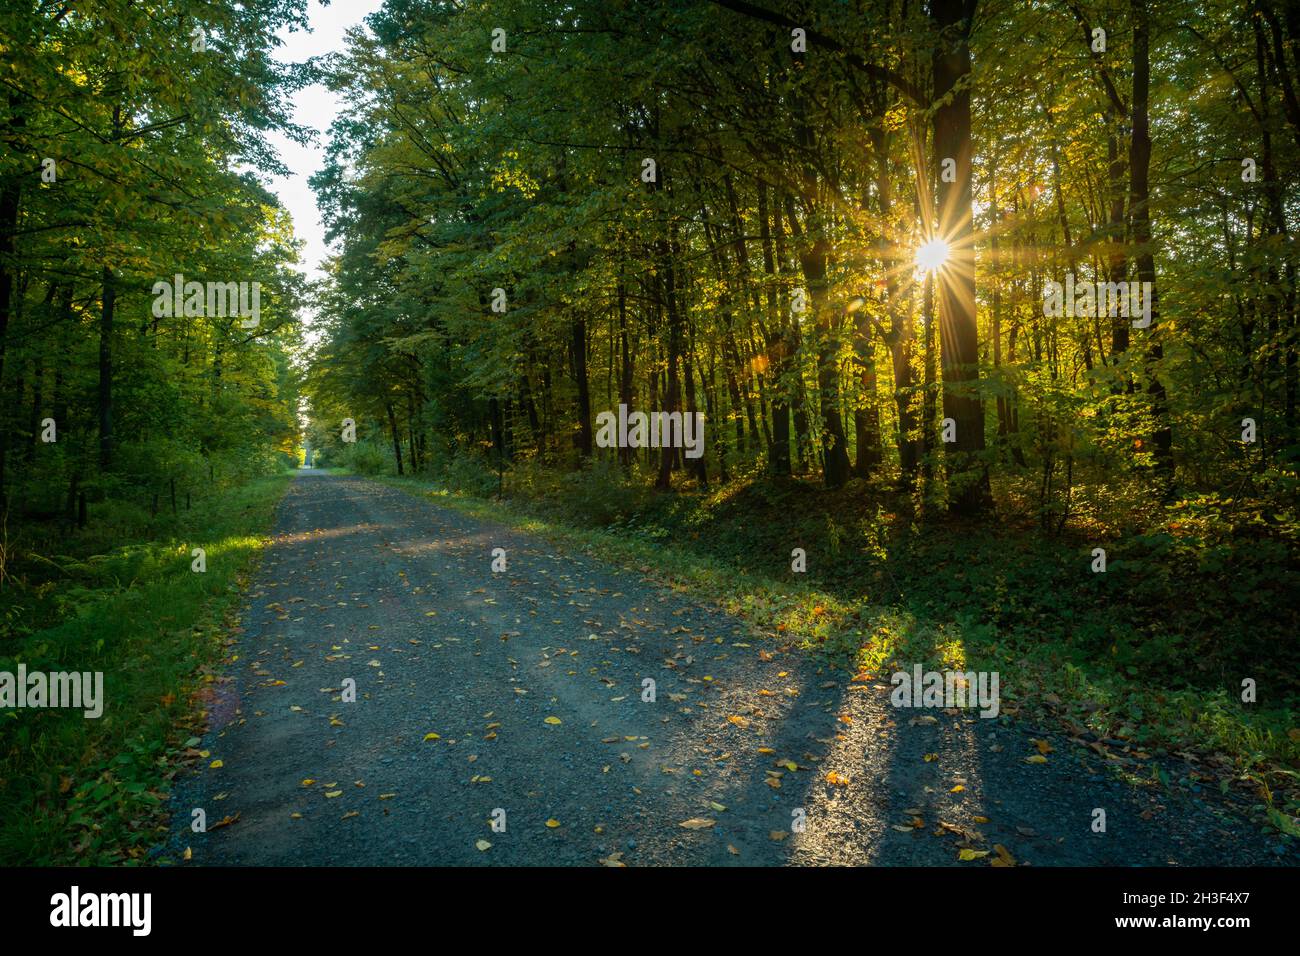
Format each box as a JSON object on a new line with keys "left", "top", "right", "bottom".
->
{"left": 162, "top": 471, "right": 1295, "bottom": 866}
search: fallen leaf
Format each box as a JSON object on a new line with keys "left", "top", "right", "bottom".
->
{"left": 679, "top": 818, "right": 716, "bottom": 830}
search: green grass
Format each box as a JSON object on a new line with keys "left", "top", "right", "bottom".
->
{"left": 366, "top": 461, "right": 1300, "bottom": 836}
{"left": 0, "top": 473, "right": 291, "bottom": 865}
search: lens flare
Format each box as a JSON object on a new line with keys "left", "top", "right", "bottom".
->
{"left": 915, "top": 238, "right": 950, "bottom": 273}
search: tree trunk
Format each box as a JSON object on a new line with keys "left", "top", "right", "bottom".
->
{"left": 931, "top": 0, "right": 991, "bottom": 514}
{"left": 98, "top": 265, "right": 116, "bottom": 471}
{"left": 570, "top": 314, "right": 593, "bottom": 459}
{"left": 1129, "top": 0, "right": 1173, "bottom": 481}
{"left": 759, "top": 181, "right": 792, "bottom": 476}
{"left": 386, "top": 401, "right": 404, "bottom": 475}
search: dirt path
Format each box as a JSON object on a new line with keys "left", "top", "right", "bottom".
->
{"left": 162, "top": 472, "right": 1293, "bottom": 866}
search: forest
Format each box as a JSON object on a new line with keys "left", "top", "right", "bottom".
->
{"left": 1, "top": 0, "right": 1298, "bottom": 867}
{"left": 306, "top": 0, "right": 1298, "bottom": 700}
{"left": 301, "top": 0, "right": 1300, "bottom": 843}
{"left": 308, "top": 0, "right": 1296, "bottom": 511}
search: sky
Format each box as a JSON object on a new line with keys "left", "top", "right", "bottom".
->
{"left": 263, "top": 0, "right": 386, "bottom": 332}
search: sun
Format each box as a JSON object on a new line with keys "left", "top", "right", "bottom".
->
{"left": 915, "top": 237, "right": 950, "bottom": 273}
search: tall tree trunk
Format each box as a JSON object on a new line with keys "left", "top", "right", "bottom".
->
{"left": 570, "top": 314, "right": 592, "bottom": 459}
{"left": 98, "top": 264, "right": 116, "bottom": 471}
{"left": 932, "top": 0, "right": 991, "bottom": 515}
{"left": 792, "top": 209, "right": 851, "bottom": 488}
{"left": 759, "top": 181, "right": 791, "bottom": 476}
{"left": 617, "top": 277, "right": 635, "bottom": 468}
{"left": 1129, "top": 0, "right": 1173, "bottom": 481}
{"left": 656, "top": 241, "right": 684, "bottom": 489}
{"left": 386, "top": 401, "right": 404, "bottom": 475}
{"left": 0, "top": 176, "right": 18, "bottom": 507}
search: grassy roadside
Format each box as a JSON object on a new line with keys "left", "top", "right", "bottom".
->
{"left": 368, "top": 468, "right": 1299, "bottom": 837}
{"left": 0, "top": 473, "right": 292, "bottom": 865}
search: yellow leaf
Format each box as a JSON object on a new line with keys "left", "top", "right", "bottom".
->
{"left": 325, "top": 790, "right": 343, "bottom": 798}
{"left": 209, "top": 759, "right": 223, "bottom": 769}
{"left": 546, "top": 818, "right": 561, "bottom": 828}
{"left": 958, "top": 849, "right": 989, "bottom": 861}
{"left": 678, "top": 818, "right": 716, "bottom": 829}
{"left": 423, "top": 732, "right": 440, "bottom": 741}
{"left": 1025, "top": 754, "right": 1048, "bottom": 764}
{"left": 476, "top": 839, "right": 492, "bottom": 851}
{"left": 183, "top": 847, "right": 192, "bottom": 861}
{"left": 544, "top": 716, "right": 562, "bottom": 725}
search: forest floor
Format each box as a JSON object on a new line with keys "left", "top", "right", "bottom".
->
{"left": 0, "top": 473, "right": 292, "bottom": 864}
{"left": 161, "top": 471, "right": 1296, "bottom": 866}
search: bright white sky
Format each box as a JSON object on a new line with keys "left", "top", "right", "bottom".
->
{"left": 264, "top": 0, "right": 386, "bottom": 332}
